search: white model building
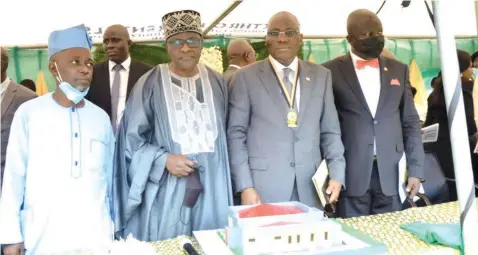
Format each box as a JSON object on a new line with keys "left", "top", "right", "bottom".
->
{"left": 225, "top": 202, "right": 343, "bottom": 255}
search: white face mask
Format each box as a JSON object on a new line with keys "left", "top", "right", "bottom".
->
{"left": 54, "top": 62, "right": 89, "bottom": 104}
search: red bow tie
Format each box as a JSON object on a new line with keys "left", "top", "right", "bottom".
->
{"left": 356, "top": 59, "right": 379, "bottom": 69}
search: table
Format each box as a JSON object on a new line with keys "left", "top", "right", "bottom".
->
{"left": 149, "top": 199, "right": 475, "bottom": 254}
{"left": 336, "top": 199, "right": 471, "bottom": 255}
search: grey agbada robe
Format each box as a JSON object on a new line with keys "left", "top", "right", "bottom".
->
{"left": 112, "top": 63, "right": 233, "bottom": 241}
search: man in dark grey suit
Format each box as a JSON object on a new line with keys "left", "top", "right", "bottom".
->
{"left": 223, "top": 39, "right": 256, "bottom": 90}
{"left": 228, "top": 12, "right": 345, "bottom": 208}
{"left": 323, "top": 9, "right": 424, "bottom": 218}
{"left": 0, "top": 47, "right": 36, "bottom": 195}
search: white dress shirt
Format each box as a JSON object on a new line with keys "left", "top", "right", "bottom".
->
{"left": 1, "top": 77, "right": 11, "bottom": 103}
{"left": 350, "top": 52, "right": 381, "bottom": 155}
{"left": 108, "top": 56, "right": 131, "bottom": 127}
{"left": 228, "top": 64, "right": 241, "bottom": 70}
{"left": 269, "top": 56, "right": 301, "bottom": 112}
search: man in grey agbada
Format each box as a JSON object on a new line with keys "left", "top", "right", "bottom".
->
{"left": 227, "top": 11, "right": 345, "bottom": 208}
{"left": 113, "top": 10, "right": 233, "bottom": 241}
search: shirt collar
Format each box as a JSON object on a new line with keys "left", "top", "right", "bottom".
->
{"left": 1, "top": 77, "right": 11, "bottom": 94}
{"left": 109, "top": 56, "right": 131, "bottom": 72}
{"left": 350, "top": 51, "right": 380, "bottom": 70}
{"left": 349, "top": 51, "right": 365, "bottom": 69}
{"left": 269, "top": 56, "right": 299, "bottom": 72}
{"left": 229, "top": 64, "right": 241, "bottom": 70}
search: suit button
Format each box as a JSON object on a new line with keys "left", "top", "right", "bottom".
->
{"left": 373, "top": 120, "right": 378, "bottom": 125}
{"left": 295, "top": 137, "right": 299, "bottom": 142}
{"left": 368, "top": 144, "right": 373, "bottom": 148}
{"left": 290, "top": 162, "right": 295, "bottom": 167}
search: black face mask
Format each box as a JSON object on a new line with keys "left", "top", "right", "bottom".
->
{"left": 358, "top": 35, "right": 385, "bottom": 58}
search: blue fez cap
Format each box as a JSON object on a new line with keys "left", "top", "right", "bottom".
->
{"left": 48, "top": 24, "right": 92, "bottom": 59}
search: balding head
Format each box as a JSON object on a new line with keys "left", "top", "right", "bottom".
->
{"left": 268, "top": 11, "right": 300, "bottom": 31}
{"left": 346, "top": 9, "right": 385, "bottom": 60}
{"left": 227, "top": 39, "right": 256, "bottom": 67}
{"left": 1, "top": 47, "right": 8, "bottom": 82}
{"left": 103, "top": 24, "right": 132, "bottom": 63}
{"left": 346, "top": 9, "right": 381, "bottom": 35}
{"left": 105, "top": 25, "right": 130, "bottom": 39}
{"left": 266, "top": 11, "right": 303, "bottom": 66}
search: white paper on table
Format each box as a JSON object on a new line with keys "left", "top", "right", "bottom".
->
{"left": 422, "top": 123, "right": 439, "bottom": 143}
{"left": 398, "top": 153, "right": 425, "bottom": 203}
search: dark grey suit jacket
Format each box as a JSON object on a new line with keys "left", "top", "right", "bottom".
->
{"left": 323, "top": 54, "right": 424, "bottom": 197}
{"left": 223, "top": 65, "right": 239, "bottom": 92}
{"left": 1, "top": 82, "right": 37, "bottom": 193}
{"left": 227, "top": 59, "right": 346, "bottom": 208}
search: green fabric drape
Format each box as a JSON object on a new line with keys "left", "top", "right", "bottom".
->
{"left": 6, "top": 37, "right": 478, "bottom": 92}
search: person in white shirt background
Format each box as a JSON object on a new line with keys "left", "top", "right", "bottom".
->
{"left": 223, "top": 39, "right": 256, "bottom": 91}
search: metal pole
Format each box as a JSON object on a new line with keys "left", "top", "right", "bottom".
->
{"left": 475, "top": 0, "right": 478, "bottom": 36}
{"left": 202, "top": 0, "right": 243, "bottom": 37}
{"left": 433, "top": 1, "right": 477, "bottom": 254}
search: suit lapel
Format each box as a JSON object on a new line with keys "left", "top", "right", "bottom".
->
{"left": 297, "top": 60, "right": 312, "bottom": 129}
{"left": 102, "top": 62, "right": 112, "bottom": 109}
{"left": 339, "top": 54, "right": 372, "bottom": 116}
{"left": 376, "top": 56, "right": 391, "bottom": 116}
{"left": 1, "top": 84, "right": 17, "bottom": 119}
{"left": 259, "top": 60, "right": 289, "bottom": 122}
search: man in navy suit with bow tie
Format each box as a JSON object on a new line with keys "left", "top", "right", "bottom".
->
{"left": 323, "top": 9, "right": 424, "bottom": 218}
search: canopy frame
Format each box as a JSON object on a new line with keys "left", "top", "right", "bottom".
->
{"left": 202, "top": 0, "right": 243, "bottom": 37}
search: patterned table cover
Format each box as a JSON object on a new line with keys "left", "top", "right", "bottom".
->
{"left": 149, "top": 199, "right": 475, "bottom": 255}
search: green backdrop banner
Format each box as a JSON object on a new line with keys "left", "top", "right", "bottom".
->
{"left": 6, "top": 37, "right": 478, "bottom": 92}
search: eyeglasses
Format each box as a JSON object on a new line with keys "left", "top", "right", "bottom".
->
{"left": 267, "top": 30, "right": 299, "bottom": 38}
{"left": 167, "top": 38, "right": 202, "bottom": 49}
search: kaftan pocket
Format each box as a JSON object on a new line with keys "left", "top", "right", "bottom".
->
{"left": 88, "top": 139, "right": 107, "bottom": 172}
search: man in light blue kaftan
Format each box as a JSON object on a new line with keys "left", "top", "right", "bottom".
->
{"left": 0, "top": 24, "right": 115, "bottom": 255}
{"left": 113, "top": 10, "right": 233, "bottom": 242}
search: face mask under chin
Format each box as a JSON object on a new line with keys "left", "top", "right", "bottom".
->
{"left": 54, "top": 62, "right": 89, "bottom": 104}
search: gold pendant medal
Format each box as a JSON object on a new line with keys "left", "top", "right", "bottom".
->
{"left": 268, "top": 56, "right": 300, "bottom": 128}
{"left": 287, "top": 109, "right": 298, "bottom": 127}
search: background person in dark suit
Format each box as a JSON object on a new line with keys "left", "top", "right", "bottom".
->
{"left": 323, "top": 9, "right": 424, "bottom": 218}
{"left": 224, "top": 39, "right": 255, "bottom": 90}
{"left": 86, "top": 25, "right": 152, "bottom": 132}
{"left": 471, "top": 51, "right": 478, "bottom": 68}
{"left": 0, "top": 47, "right": 36, "bottom": 195}
{"left": 424, "top": 50, "right": 477, "bottom": 200}
{"left": 19, "top": 79, "right": 36, "bottom": 92}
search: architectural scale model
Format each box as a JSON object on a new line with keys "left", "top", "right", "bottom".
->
{"left": 198, "top": 201, "right": 389, "bottom": 255}
{"left": 224, "top": 201, "right": 345, "bottom": 254}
